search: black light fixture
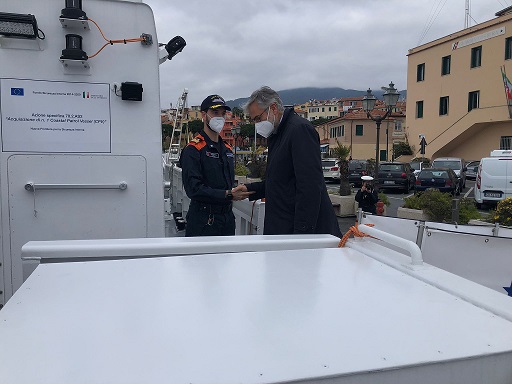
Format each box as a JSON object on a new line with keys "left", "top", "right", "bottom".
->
{"left": 0, "top": 12, "right": 38, "bottom": 39}
{"left": 121, "top": 82, "right": 143, "bottom": 101}
{"left": 165, "top": 36, "right": 186, "bottom": 60}
{"left": 61, "top": 0, "right": 87, "bottom": 20}
{"left": 61, "top": 34, "right": 88, "bottom": 60}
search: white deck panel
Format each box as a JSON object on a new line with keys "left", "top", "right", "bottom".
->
{"left": 1, "top": 245, "right": 512, "bottom": 384}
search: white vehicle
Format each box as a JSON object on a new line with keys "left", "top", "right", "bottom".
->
{"left": 321, "top": 158, "right": 340, "bottom": 181}
{"left": 474, "top": 150, "right": 512, "bottom": 207}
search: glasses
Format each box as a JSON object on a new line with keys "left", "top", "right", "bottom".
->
{"left": 249, "top": 106, "right": 269, "bottom": 123}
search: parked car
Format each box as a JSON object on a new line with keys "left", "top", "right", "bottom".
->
{"left": 465, "top": 160, "right": 480, "bottom": 180}
{"left": 322, "top": 158, "right": 340, "bottom": 182}
{"left": 410, "top": 160, "right": 431, "bottom": 179}
{"left": 415, "top": 168, "right": 461, "bottom": 195}
{"left": 378, "top": 162, "right": 416, "bottom": 192}
{"left": 348, "top": 160, "right": 369, "bottom": 186}
{"left": 431, "top": 157, "right": 467, "bottom": 188}
{"left": 474, "top": 150, "right": 512, "bottom": 208}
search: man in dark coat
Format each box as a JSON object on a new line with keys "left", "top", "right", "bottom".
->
{"left": 355, "top": 175, "right": 379, "bottom": 214}
{"left": 233, "top": 86, "right": 342, "bottom": 238}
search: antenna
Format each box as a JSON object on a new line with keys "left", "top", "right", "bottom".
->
{"left": 465, "top": 0, "right": 470, "bottom": 29}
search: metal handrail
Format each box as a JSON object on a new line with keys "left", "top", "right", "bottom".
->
{"left": 357, "top": 224, "right": 423, "bottom": 265}
{"left": 24, "top": 182, "right": 127, "bottom": 191}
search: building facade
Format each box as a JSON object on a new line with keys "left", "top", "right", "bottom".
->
{"left": 316, "top": 102, "right": 406, "bottom": 161}
{"left": 406, "top": 8, "right": 512, "bottom": 161}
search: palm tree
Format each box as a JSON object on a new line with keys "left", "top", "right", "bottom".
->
{"left": 332, "top": 140, "right": 351, "bottom": 196}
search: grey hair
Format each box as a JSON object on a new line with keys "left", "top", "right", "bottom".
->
{"left": 242, "top": 86, "right": 284, "bottom": 114}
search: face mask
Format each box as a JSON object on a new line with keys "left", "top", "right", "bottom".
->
{"left": 255, "top": 107, "right": 275, "bottom": 138}
{"left": 207, "top": 115, "right": 225, "bottom": 133}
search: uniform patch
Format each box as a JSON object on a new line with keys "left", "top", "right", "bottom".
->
{"left": 226, "top": 153, "right": 234, "bottom": 157}
{"left": 206, "top": 151, "right": 219, "bottom": 158}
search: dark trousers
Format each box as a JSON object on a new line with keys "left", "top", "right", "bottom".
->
{"left": 185, "top": 202, "right": 235, "bottom": 237}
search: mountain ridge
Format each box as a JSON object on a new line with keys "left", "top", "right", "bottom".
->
{"left": 226, "top": 87, "right": 407, "bottom": 109}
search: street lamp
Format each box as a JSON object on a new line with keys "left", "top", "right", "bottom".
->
{"left": 362, "top": 82, "right": 400, "bottom": 189}
{"left": 231, "top": 125, "right": 241, "bottom": 166}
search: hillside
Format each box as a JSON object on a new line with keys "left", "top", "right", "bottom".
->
{"left": 226, "top": 87, "right": 407, "bottom": 109}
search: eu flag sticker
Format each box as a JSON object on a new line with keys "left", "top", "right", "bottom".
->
{"left": 11, "top": 88, "right": 24, "bottom": 96}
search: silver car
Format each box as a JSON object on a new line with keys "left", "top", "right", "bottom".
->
{"left": 465, "top": 160, "right": 480, "bottom": 180}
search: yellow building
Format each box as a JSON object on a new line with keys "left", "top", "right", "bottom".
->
{"left": 316, "top": 103, "right": 406, "bottom": 161}
{"left": 307, "top": 101, "right": 340, "bottom": 121}
{"left": 407, "top": 8, "right": 512, "bottom": 160}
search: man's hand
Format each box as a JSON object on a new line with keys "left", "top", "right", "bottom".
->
{"left": 231, "top": 184, "right": 254, "bottom": 201}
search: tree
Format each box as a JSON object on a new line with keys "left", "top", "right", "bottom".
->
{"left": 240, "top": 123, "right": 255, "bottom": 148}
{"left": 232, "top": 106, "right": 244, "bottom": 119}
{"left": 332, "top": 140, "right": 352, "bottom": 196}
{"left": 311, "top": 117, "right": 330, "bottom": 126}
{"left": 393, "top": 141, "right": 413, "bottom": 158}
{"left": 188, "top": 119, "right": 203, "bottom": 135}
{"left": 162, "top": 123, "right": 173, "bottom": 138}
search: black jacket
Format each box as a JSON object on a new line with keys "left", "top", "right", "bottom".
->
{"left": 180, "top": 131, "right": 234, "bottom": 205}
{"left": 246, "top": 108, "right": 342, "bottom": 237}
{"left": 355, "top": 189, "right": 378, "bottom": 214}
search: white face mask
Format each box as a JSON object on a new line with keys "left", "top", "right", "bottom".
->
{"left": 255, "top": 107, "right": 275, "bottom": 138}
{"left": 207, "top": 116, "right": 225, "bottom": 133}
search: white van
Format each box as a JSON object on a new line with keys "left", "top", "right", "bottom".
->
{"left": 474, "top": 150, "right": 512, "bottom": 207}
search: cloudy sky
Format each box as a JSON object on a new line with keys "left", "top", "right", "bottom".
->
{"left": 146, "top": 0, "right": 508, "bottom": 107}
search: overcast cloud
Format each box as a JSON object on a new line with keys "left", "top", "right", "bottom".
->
{"left": 145, "top": 0, "right": 507, "bottom": 107}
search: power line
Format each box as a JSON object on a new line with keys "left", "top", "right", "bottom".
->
{"left": 418, "top": 0, "right": 448, "bottom": 45}
{"left": 497, "top": 0, "right": 508, "bottom": 9}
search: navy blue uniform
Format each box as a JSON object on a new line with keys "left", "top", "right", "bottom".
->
{"left": 180, "top": 131, "right": 235, "bottom": 236}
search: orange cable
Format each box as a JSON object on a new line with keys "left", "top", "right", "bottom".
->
{"left": 87, "top": 18, "right": 145, "bottom": 59}
{"left": 338, "top": 223, "right": 375, "bottom": 248}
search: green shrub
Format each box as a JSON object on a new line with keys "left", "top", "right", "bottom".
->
{"left": 235, "top": 162, "right": 249, "bottom": 176}
{"left": 403, "top": 190, "right": 481, "bottom": 224}
{"left": 489, "top": 197, "right": 512, "bottom": 226}
{"left": 378, "top": 192, "right": 391, "bottom": 207}
{"left": 459, "top": 197, "right": 482, "bottom": 223}
{"left": 403, "top": 193, "right": 424, "bottom": 210}
{"left": 419, "top": 190, "right": 452, "bottom": 222}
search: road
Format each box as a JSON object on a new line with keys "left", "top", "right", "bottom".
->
{"left": 325, "top": 179, "right": 483, "bottom": 233}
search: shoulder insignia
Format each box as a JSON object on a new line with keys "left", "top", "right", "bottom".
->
{"left": 187, "top": 134, "right": 206, "bottom": 150}
{"left": 223, "top": 141, "right": 233, "bottom": 151}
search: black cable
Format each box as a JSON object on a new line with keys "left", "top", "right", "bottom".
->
{"left": 37, "top": 28, "right": 45, "bottom": 40}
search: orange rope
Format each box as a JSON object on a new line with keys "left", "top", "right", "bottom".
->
{"left": 88, "top": 18, "right": 144, "bottom": 59}
{"left": 338, "top": 223, "right": 375, "bottom": 247}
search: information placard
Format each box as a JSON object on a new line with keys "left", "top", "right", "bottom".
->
{"left": 1, "top": 79, "right": 111, "bottom": 153}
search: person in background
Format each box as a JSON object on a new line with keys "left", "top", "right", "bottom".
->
{"left": 180, "top": 94, "right": 252, "bottom": 237}
{"left": 232, "top": 86, "right": 342, "bottom": 237}
{"left": 355, "top": 175, "right": 379, "bottom": 214}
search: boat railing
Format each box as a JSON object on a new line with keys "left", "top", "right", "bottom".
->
{"left": 164, "top": 163, "right": 266, "bottom": 236}
{"left": 359, "top": 211, "right": 512, "bottom": 295}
